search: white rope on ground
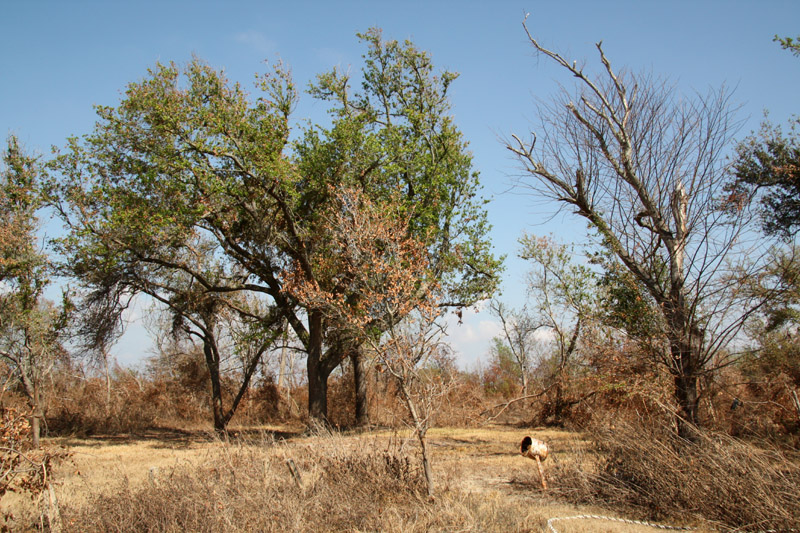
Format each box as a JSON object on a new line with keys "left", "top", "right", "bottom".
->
{"left": 545, "top": 515, "right": 798, "bottom": 533}
{"left": 546, "top": 514, "right": 696, "bottom": 532}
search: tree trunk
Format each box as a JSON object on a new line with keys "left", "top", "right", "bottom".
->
{"left": 307, "top": 359, "right": 329, "bottom": 424}
{"left": 304, "top": 312, "right": 356, "bottom": 426}
{"left": 278, "top": 338, "right": 287, "bottom": 390}
{"left": 202, "top": 340, "right": 225, "bottom": 432}
{"left": 674, "top": 373, "right": 700, "bottom": 439}
{"left": 103, "top": 348, "right": 112, "bottom": 417}
{"left": 667, "top": 320, "right": 703, "bottom": 439}
{"left": 31, "top": 386, "right": 42, "bottom": 449}
{"left": 553, "top": 379, "right": 565, "bottom": 424}
{"left": 418, "top": 428, "right": 434, "bottom": 499}
{"left": 520, "top": 368, "right": 529, "bottom": 397}
{"left": 306, "top": 311, "right": 330, "bottom": 425}
{"left": 664, "top": 281, "right": 703, "bottom": 439}
{"left": 31, "top": 411, "right": 41, "bottom": 449}
{"left": 351, "top": 348, "right": 370, "bottom": 427}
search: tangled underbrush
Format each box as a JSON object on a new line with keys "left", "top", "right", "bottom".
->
{"left": 61, "top": 433, "right": 425, "bottom": 532}
{"left": 1, "top": 407, "right": 69, "bottom": 530}
{"left": 553, "top": 420, "right": 800, "bottom": 531}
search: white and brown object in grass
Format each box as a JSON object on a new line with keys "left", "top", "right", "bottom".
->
{"left": 520, "top": 435, "right": 548, "bottom": 490}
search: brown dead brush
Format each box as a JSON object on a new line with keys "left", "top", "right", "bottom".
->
{"left": 59, "top": 432, "right": 425, "bottom": 532}
{"left": 551, "top": 419, "right": 800, "bottom": 531}
{"left": 55, "top": 428, "right": 567, "bottom": 532}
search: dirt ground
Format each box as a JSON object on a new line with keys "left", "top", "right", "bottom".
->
{"left": 7, "top": 425, "right": 712, "bottom": 532}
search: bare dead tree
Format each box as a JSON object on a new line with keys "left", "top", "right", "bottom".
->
{"left": 367, "top": 309, "right": 451, "bottom": 499}
{"left": 489, "top": 300, "right": 545, "bottom": 396}
{"left": 508, "top": 17, "right": 772, "bottom": 437}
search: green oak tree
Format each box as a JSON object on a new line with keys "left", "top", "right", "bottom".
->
{"left": 51, "top": 29, "right": 500, "bottom": 425}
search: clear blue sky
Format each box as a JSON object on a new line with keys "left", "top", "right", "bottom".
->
{"left": 2, "top": 1, "right": 798, "bottom": 368}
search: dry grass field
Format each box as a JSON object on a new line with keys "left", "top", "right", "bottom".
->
{"left": 5, "top": 425, "right": 720, "bottom": 532}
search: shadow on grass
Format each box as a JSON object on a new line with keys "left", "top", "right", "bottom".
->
{"left": 51, "top": 425, "right": 305, "bottom": 449}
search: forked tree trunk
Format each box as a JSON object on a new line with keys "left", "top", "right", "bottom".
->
{"left": 203, "top": 340, "right": 226, "bottom": 432}
{"left": 202, "top": 333, "right": 264, "bottom": 432}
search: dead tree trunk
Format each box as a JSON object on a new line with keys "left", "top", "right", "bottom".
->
{"left": 508, "top": 22, "right": 753, "bottom": 435}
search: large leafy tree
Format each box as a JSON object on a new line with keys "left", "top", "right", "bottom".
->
{"left": 299, "top": 29, "right": 501, "bottom": 307}
{"left": 51, "top": 29, "right": 500, "bottom": 424}
{"left": 297, "top": 30, "right": 501, "bottom": 421}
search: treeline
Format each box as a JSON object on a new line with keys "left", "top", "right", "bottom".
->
{"left": 1, "top": 313, "right": 796, "bottom": 446}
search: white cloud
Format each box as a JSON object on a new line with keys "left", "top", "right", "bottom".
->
{"left": 234, "top": 30, "right": 276, "bottom": 56}
{"left": 444, "top": 309, "right": 503, "bottom": 370}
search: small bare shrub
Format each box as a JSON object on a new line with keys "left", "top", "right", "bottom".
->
{"left": 553, "top": 420, "right": 800, "bottom": 531}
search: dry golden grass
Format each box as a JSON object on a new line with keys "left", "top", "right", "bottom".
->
{"left": 58, "top": 428, "right": 295, "bottom": 484}
{"left": 5, "top": 425, "right": 716, "bottom": 532}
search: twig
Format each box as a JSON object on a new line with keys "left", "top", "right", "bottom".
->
{"left": 285, "top": 458, "right": 303, "bottom": 490}
{"left": 480, "top": 385, "right": 554, "bottom": 422}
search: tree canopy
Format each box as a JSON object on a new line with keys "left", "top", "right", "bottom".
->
{"left": 49, "top": 28, "right": 501, "bottom": 423}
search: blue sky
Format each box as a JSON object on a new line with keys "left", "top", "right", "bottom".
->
{"left": 2, "top": 1, "right": 799, "bottom": 369}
